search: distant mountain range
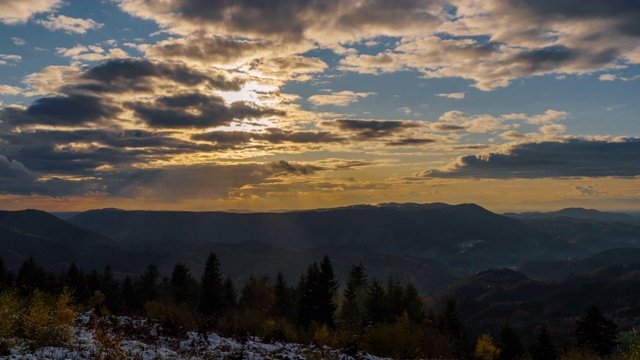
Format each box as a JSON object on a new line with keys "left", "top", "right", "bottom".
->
{"left": 504, "top": 207, "right": 639, "bottom": 223}
{"left": 2, "top": 203, "right": 640, "bottom": 294}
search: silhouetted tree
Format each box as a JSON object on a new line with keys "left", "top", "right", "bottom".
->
{"left": 498, "top": 319, "right": 525, "bottom": 360}
{"left": 239, "top": 275, "right": 272, "bottom": 312}
{"left": 437, "top": 297, "right": 467, "bottom": 352}
{"left": 403, "top": 282, "right": 425, "bottom": 323}
{"left": 139, "top": 264, "right": 161, "bottom": 304}
{"left": 297, "top": 256, "right": 338, "bottom": 328}
{"left": 271, "top": 271, "right": 294, "bottom": 319}
{"left": 199, "top": 253, "right": 225, "bottom": 317}
{"left": 120, "top": 275, "right": 137, "bottom": 314}
{"left": 572, "top": 305, "right": 618, "bottom": 356}
{"left": 16, "top": 256, "right": 47, "bottom": 294}
{"left": 0, "top": 257, "right": 13, "bottom": 289}
{"left": 340, "top": 263, "right": 368, "bottom": 327}
{"left": 222, "top": 276, "right": 237, "bottom": 310}
{"left": 365, "top": 279, "right": 387, "bottom": 325}
{"left": 529, "top": 323, "right": 557, "bottom": 360}
{"left": 170, "top": 262, "right": 195, "bottom": 305}
{"left": 101, "top": 265, "right": 120, "bottom": 313}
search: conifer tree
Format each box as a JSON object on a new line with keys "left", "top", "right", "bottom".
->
{"left": 16, "top": 256, "right": 47, "bottom": 294}
{"left": 239, "top": 275, "right": 272, "bottom": 312}
{"left": 120, "top": 275, "right": 137, "bottom": 313}
{"left": 498, "top": 319, "right": 525, "bottom": 360}
{"left": 272, "top": 271, "right": 294, "bottom": 319}
{"left": 222, "top": 276, "right": 237, "bottom": 310}
{"left": 365, "top": 279, "right": 387, "bottom": 325}
{"left": 101, "top": 265, "right": 120, "bottom": 313}
{"left": 403, "top": 282, "right": 425, "bottom": 323}
{"left": 170, "top": 262, "right": 194, "bottom": 305}
{"left": 529, "top": 323, "right": 557, "bottom": 360}
{"left": 340, "top": 263, "right": 367, "bottom": 327}
{"left": 0, "top": 257, "right": 13, "bottom": 289}
{"left": 139, "top": 264, "right": 161, "bottom": 304}
{"left": 199, "top": 253, "right": 225, "bottom": 317}
{"left": 297, "top": 256, "right": 339, "bottom": 328}
{"left": 438, "top": 297, "right": 467, "bottom": 352}
{"left": 573, "top": 305, "right": 618, "bottom": 357}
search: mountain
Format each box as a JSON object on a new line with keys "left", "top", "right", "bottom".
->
{"left": 504, "top": 207, "right": 638, "bottom": 223}
{"left": 68, "top": 203, "right": 588, "bottom": 274}
{"left": 432, "top": 263, "right": 640, "bottom": 342}
{"left": 0, "top": 209, "right": 121, "bottom": 270}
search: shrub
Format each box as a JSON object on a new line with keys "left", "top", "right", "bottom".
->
{"left": 0, "top": 290, "right": 22, "bottom": 353}
{"left": 20, "top": 288, "right": 77, "bottom": 347}
{"left": 475, "top": 333, "right": 501, "bottom": 360}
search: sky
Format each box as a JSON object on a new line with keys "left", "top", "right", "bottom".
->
{"left": 0, "top": 0, "right": 639, "bottom": 213}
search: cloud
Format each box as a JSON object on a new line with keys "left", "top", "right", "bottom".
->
{"left": 129, "top": 94, "right": 284, "bottom": 129}
{"left": 0, "top": 54, "right": 22, "bottom": 66}
{"left": 2, "top": 94, "right": 120, "bottom": 126}
{"left": 116, "top": 0, "right": 444, "bottom": 44}
{"left": 308, "top": 91, "right": 376, "bottom": 107}
{"left": 386, "top": 138, "right": 436, "bottom": 146}
{"left": 56, "top": 45, "right": 128, "bottom": 61}
{"left": 418, "top": 138, "right": 640, "bottom": 179}
{"left": 324, "top": 119, "right": 420, "bottom": 139}
{"left": 0, "top": 85, "right": 22, "bottom": 95}
{"left": 11, "top": 37, "right": 25, "bottom": 46}
{"left": 0, "top": 0, "right": 62, "bottom": 25}
{"left": 35, "top": 14, "right": 103, "bottom": 34}
{"left": 436, "top": 92, "right": 465, "bottom": 99}
{"left": 265, "top": 160, "right": 321, "bottom": 176}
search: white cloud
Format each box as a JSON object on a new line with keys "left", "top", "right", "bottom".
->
{"left": 308, "top": 91, "right": 376, "bottom": 107}
{"left": 0, "top": 0, "right": 62, "bottom": 24}
{"left": 436, "top": 92, "right": 465, "bottom": 99}
{"left": 11, "top": 37, "right": 25, "bottom": 46}
{"left": 56, "top": 45, "right": 128, "bottom": 61}
{"left": 0, "top": 85, "right": 22, "bottom": 95}
{"left": 0, "top": 54, "right": 22, "bottom": 66}
{"left": 35, "top": 14, "right": 104, "bottom": 34}
{"left": 599, "top": 74, "right": 617, "bottom": 81}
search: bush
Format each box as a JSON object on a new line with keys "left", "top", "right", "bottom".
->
{"left": 20, "top": 289, "right": 76, "bottom": 347}
{"left": 0, "top": 290, "right": 22, "bottom": 353}
{"left": 362, "top": 312, "right": 423, "bottom": 358}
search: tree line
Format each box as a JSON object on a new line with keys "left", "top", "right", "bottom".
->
{"left": 0, "top": 255, "right": 632, "bottom": 359}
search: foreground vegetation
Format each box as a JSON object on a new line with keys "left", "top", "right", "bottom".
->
{"left": 0, "top": 255, "right": 639, "bottom": 359}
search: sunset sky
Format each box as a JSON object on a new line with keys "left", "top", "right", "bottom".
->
{"left": 1, "top": 0, "right": 639, "bottom": 212}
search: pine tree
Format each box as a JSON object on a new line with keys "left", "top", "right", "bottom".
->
{"left": 239, "top": 275, "right": 273, "bottom": 312}
{"left": 138, "top": 264, "right": 161, "bottom": 304}
{"left": 402, "top": 282, "right": 425, "bottom": 323}
{"left": 222, "top": 276, "right": 238, "bottom": 310}
{"left": 317, "top": 255, "right": 339, "bottom": 327}
{"left": 199, "top": 253, "right": 225, "bottom": 317}
{"left": 0, "top": 257, "right": 13, "bottom": 289}
{"left": 170, "top": 262, "right": 195, "bottom": 305}
{"left": 16, "top": 256, "right": 47, "bottom": 294}
{"left": 272, "top": 271, "right": 294, "bottom": 319}
{"left": 386, "top": 277, "right": 405, "bottom": 321}
{"left": 529, "top": 323, "right": 557, "bottom": 360}
{"left": 573, "top": 305, "right": 618, "bottom": 357}
{"left": 498, "top": 319, "right": 525, "bottom": 360}
{"left": 437, "top": 297, "right": 467, "bottom": 352}
{"left": 365, "top": 279, "right": 387, "bottom": 325}
{"left": 101, "top": 265, "right": 120, "bottom": 314}
{"left": 340, "top": 263, "right": 367, "bottom": 327}
{"left": 297, "top": 256, "right": 339, "bottom": 328}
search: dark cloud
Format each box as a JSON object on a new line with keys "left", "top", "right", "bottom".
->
{"left": 431, "top": 123, "right": 467, "bottom": 132}
{"left": 129, "top": 93, "right": 284, "bottom": 128}
{"left": 510, "top": 46, "right": 620, "bottom": 74}
{"left": 146, "top": 36, "right": 272, "bottom": 65}
{"left": 81, "top": 59, "right": 243, "bottom": 92}
{"left": 191, "top": 128, "right": 344, "bottom": 146}
{"left": 511, "top": 0, "right": 640, "bottom": 36}
{"left": 1, "top": 95, "right": 119, "bottom": 126}
{"left": 265, "top": 160, "right": 322, "bottom": 176}
{"left": 386, "top": 138, "right": 436, "bottom": 146}
{"left": 325, "top": 119, "right": 420, "bottom": 139}
{"left": 419, "top": 138, "right": 640, "bottom": 179}
{"left": 0, "top": 129, "right": 216, "bottom": 175}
